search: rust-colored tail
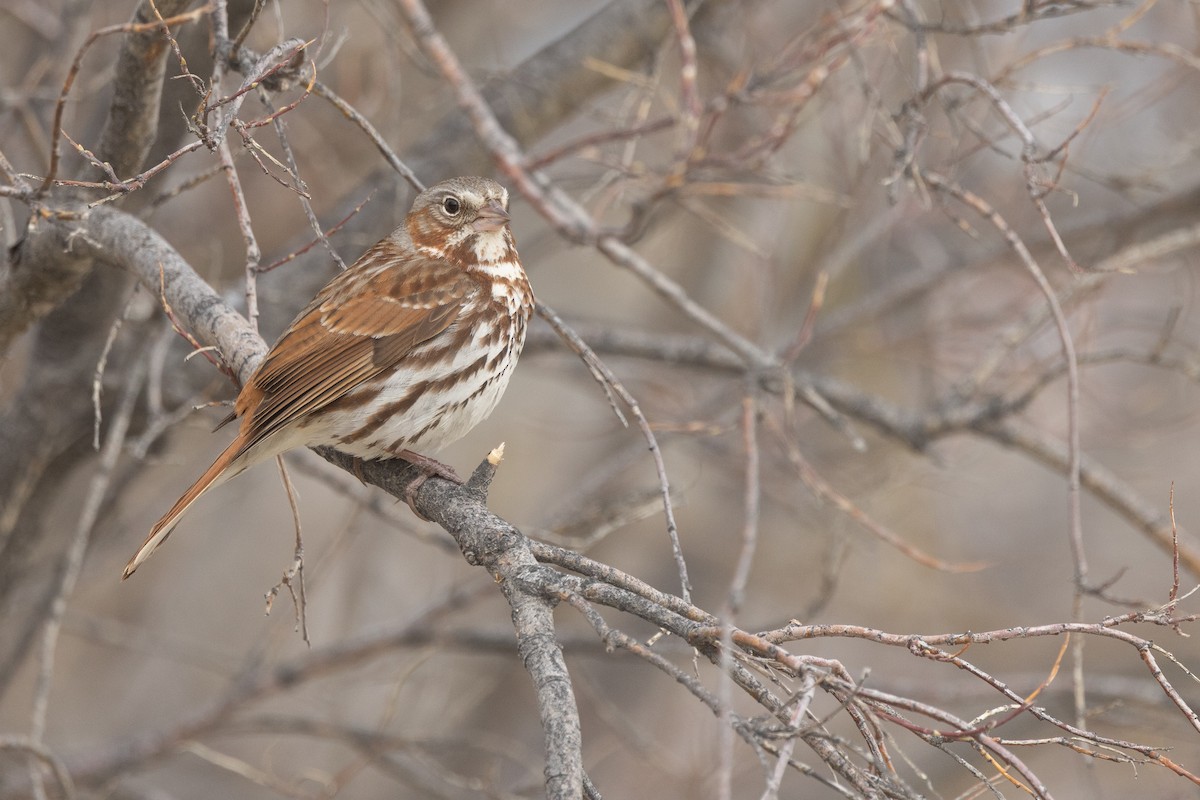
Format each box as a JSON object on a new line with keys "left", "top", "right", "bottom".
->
{"left": 122, "top": 435, "right": 247, "bottom": 579}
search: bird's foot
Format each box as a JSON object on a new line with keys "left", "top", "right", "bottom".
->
{"left": 396, "top": 449, "right": 463, "bottom": 520}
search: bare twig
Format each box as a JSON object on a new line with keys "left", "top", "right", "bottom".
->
{"left": 39, "top": 5, "right": 211, "bottom": 195}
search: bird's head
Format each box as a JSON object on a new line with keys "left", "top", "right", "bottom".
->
{"left": 408, "top": 176, "right": 514, "bottom": 266}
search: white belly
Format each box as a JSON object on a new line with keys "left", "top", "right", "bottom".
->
{"left": 318, "top": 317, "right": 524, "bottom": 459}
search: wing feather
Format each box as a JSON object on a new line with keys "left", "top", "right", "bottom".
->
{"left": 233, "top": 251, "right": 474, "bottom": 453}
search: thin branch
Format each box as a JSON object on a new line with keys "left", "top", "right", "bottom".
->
{"left": 536, "top": 302, "right": 689, "bottom": 601}
{"left": 28, "top": 352, "right": 148, "bottom": 794}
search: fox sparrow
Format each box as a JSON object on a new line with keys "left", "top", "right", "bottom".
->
{"left": 123, "top": 176, "right": 533, "bottom": 578}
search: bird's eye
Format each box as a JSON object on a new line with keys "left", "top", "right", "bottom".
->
{"left": 442, "top": 196, "right": 461, "bottom": 215}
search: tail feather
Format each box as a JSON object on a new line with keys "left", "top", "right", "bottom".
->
{"left": 122, "top": 436, "right": 247, "bottom": 579}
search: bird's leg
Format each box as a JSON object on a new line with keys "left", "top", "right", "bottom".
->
{"left": 394, "top": 449, "right": 463, "bottom": 520}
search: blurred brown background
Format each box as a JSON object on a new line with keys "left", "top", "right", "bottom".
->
{"left": 3, "top": 0, "right": 1200, "bottom": 797}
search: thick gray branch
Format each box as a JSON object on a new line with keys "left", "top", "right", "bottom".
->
{"left": 79, "top": 206, "right": 267, "bottom": 380}
{"left": 97, "top": 0, "right": 197, "bottom": 179}
{"left": 0, "top": 217, "right": 93, "bottom": 353}
{"left": 320, "top": 448, "right": 585, "bottom": 799}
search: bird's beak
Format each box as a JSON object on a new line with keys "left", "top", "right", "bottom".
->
{"left": 472, "top": 200, "right": 511, "bottom": 233}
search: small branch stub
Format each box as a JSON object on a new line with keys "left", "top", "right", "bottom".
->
{"left": 465, "top": 442, "right": 505, "bottom": 500}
